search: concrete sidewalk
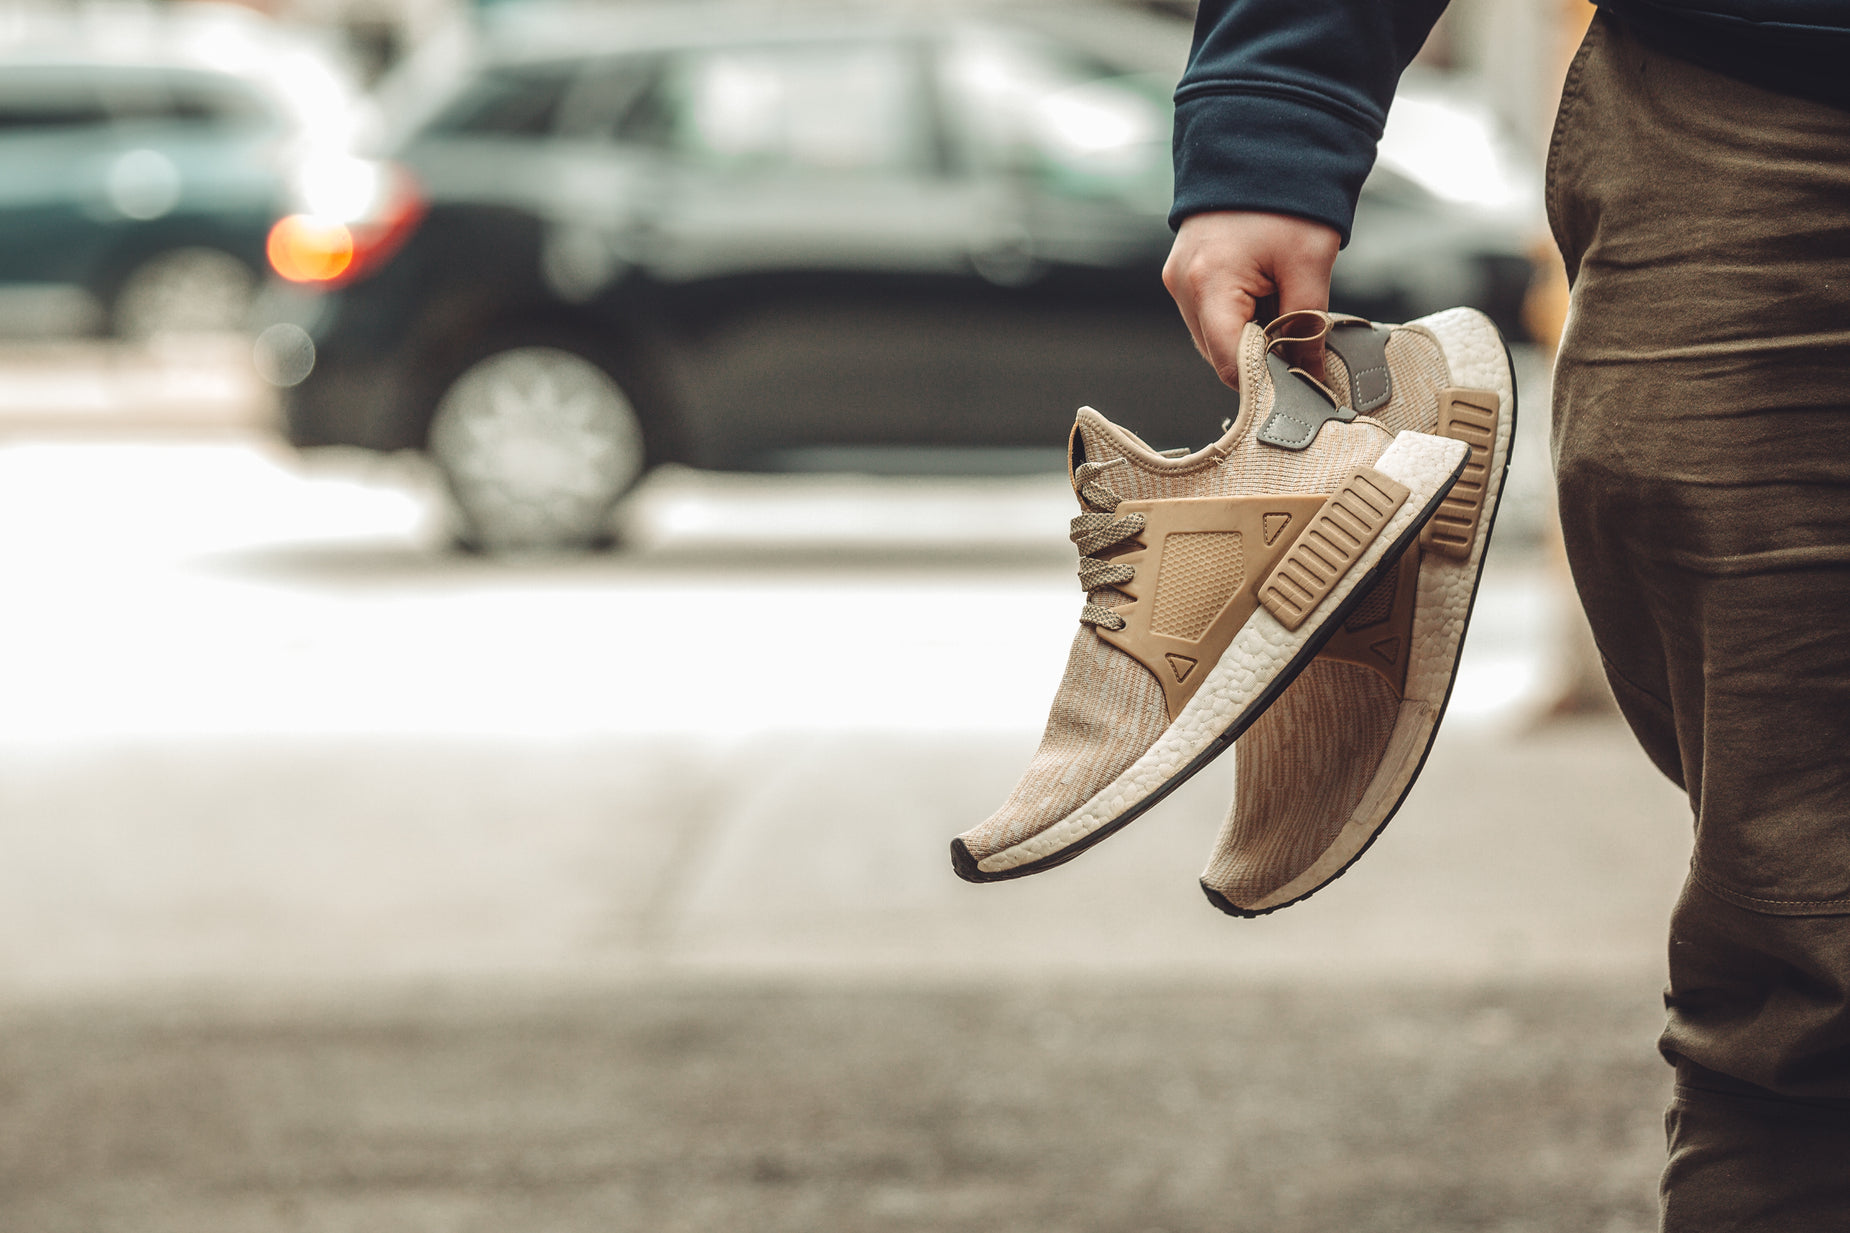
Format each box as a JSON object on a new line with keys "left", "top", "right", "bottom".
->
{"left": 0, "top": 717, "right": 1691, "bottom": 997}
{"left": 0, "top": 429, "right": 1691, "bottom": 999}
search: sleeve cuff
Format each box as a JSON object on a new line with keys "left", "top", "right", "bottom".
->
{"left": 1168, "top": 88, "right": 1381, "bottom": 245}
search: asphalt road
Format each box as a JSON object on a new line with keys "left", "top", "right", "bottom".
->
{"left": 0, "top": 981, "right": 1669, "bottom": 1233}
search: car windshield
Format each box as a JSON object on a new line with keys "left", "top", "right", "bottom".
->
{"left": 422, "top": 61, "right": 579, "bottom": 139}
{"left": 939, "top": 28, "right": 1171, "bottom": 206}
{"left": 663, "top": 41, "right": 927, "bottom": 175}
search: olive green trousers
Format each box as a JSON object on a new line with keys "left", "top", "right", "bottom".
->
{"left": 1548, "top": 14, "right": 1850, "bottom": 1230}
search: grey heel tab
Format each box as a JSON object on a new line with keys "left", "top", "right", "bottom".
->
{"left": 1256, "top": 353, "right": 1356, "bottom": 451}
{"left": 1325, "top": 320, "right": 1394, "bottom": 414}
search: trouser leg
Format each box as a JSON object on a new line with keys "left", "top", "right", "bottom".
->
{"left": 1545, "top": 15, "right": 1850, "bottom": 1230}
{"left": 1659, "top": 884, "right": 1850, "bottom": 1230}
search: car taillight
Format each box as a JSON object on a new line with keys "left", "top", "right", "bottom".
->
{"left": 268, "top": 159, "right": 425, "bottom": 286}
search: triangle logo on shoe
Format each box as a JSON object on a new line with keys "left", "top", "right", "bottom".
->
{"left": 1322, "top": 550, "right": 1419, "bottom": 696}
{"left": 1263, "top": 513, "right": 1292, "bottom": 545}
{"left": 1099, "top": 492, "right": 1328, "bottom": 720}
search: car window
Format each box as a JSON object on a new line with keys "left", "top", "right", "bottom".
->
{"left": 102, "top": 70, "right": 275, "bottom": 131}
{"left": 0, "top": 73, "right": 109, "bottom": 132}
{"left": 665, "top": 42, "right": 928, "bottom": 175}
{"left": 939, "top": 31, "right": 1169, "bottom": 203}
{"left": 1358, "top": 165, "right": 1437, "bottom": 211}
{"left": 160, "top": 73, "right": 276, "bottom": 130}
{"left": 0, "top": 66, "right": 276, "bottom": 136}
{"left": 554, "top": 54, "right": 659, "bottom": 142}
{"left": 425, "top": 61, "right": 578, "bottom": 138}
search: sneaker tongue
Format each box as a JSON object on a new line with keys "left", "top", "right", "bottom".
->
{"left": 1071, "top": 404, "right": 1168, "bottom": 461}
{"left": 1071, "top": 410, "right": 1115, "bottom": 470}
{"left": 1065, "top": 413, "right": 1096, "bottom": 500}
{"left": 1066, "top": 408, "right": 1152, "bottom": 506}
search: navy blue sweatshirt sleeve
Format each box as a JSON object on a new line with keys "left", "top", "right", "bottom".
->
{"left": 1170, "top": 0, "right": 1451, "bottom": 241}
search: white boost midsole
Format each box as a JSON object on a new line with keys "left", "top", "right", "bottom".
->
{"left": 977, "top": 429, "right": 1471, "bottom": 876}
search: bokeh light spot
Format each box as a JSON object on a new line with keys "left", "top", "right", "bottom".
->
{"left": 267, "top": 216, "right": 355, "bottom": 283}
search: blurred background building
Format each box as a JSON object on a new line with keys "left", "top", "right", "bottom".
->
{"left": 0, "top": 2, "right": 1686, "bottom": 1231}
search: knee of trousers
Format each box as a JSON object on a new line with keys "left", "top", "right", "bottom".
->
{"left": 1660, "top": 881, "right": 1850, "bottom": 1102}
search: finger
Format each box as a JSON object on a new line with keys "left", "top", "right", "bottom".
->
{"left": 1170, "top": 279, "right": 1208, "bottom": 364}
{"left": 1195, "top": 285, "right": 1256, "bottom": 390}
{"left": 1161, "top": 245, "right": 1211, "bottom": 366}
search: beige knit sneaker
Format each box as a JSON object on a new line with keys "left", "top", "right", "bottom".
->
{"left": 1201, "top": 307, "right": 1517, "bottom": 916}
{"left": 951, "top": 319, "right": 1470, "bottom": 883}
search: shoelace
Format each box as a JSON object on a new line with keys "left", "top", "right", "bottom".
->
{"left": 1070, "top": 459, "right": 1144, "bottom": 631}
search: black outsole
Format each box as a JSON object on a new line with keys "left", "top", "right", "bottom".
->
{"left": 951, "top": 443, "right": 1473, "bottom": 885}
{"left": 1202, "top": 327, "right": 1521, "bottom": 918}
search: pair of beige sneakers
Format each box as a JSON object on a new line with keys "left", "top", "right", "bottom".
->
{"left": 951, "top": 307, "right": 1514, "bottom": 915}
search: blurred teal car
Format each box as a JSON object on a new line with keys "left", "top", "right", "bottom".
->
{"left": 0, "top": 14, "right": 358, "bottom": 338}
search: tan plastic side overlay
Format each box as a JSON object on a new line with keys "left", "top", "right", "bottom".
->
{"left": 1098, "top": 494, "right": 1328, "bottom": 720}
{"left": 1421, "top": 387, "right": 1501, "bottom": 559}
{"left": 1257, "top": 467, "right": 1411, "bottom": 631}
{"left": 1320, "top": 547, "right": 1420, "bottom": 694}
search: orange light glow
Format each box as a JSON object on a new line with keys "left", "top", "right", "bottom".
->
{"left": 267, "top": 216, "right": 355, "bottom": 283}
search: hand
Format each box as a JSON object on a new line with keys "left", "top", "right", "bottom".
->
{"left": 1162, "top": 211, "right": 1341, "bottom": 390}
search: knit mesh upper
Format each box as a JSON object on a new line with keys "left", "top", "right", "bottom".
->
{"left": 957, "top": 323, "right": 1398, "bottom": 863}
{"left": 1200, "top": 657, "right": 1399, "bottom": 902}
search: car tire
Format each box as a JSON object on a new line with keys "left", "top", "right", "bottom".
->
{"left": 427, "top": 343, "right": 649, "bottom": 554}
{"left": 111, "top": 247, "right": 257, "bottom": 340}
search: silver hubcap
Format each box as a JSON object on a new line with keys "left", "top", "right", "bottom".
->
{"left": 428, "top": 346, "right": 646, "bottom": 552}
{"left": 115, "top": 247, "right": 255, "bottom": 339}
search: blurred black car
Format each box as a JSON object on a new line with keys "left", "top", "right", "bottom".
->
{"left": 0, "top": 9, "right": 359, "bottom": 339}
{"left": 261, "top": 2, "right": 1537, "bottom": 552}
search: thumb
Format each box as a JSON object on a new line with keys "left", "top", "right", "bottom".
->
{"left": 1273, "top": 255, "right": 1333, "bottom": 318}
{"left": 1272, "top": 214, "right": 1338, "bottom": 317}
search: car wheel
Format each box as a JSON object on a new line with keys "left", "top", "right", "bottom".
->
{"left": 427, "top": 344, "right": 648, "bottom": 553}
{"left": 112, "top": 247, "right": 257, "bottom": 340}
